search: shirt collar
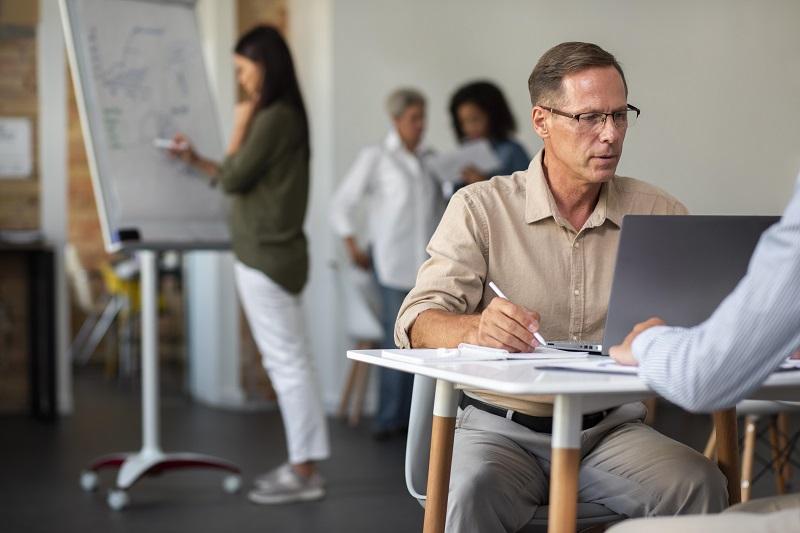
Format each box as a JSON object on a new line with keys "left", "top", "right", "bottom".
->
{"left": 524, "top": 148, "right": 624, "bottom": 229}
{"left": 384, "top": 129, "right": 429, "bottom": 157}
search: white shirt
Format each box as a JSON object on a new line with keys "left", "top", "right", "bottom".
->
{"left": 633, "top": 174, "right": 800, "bottom": 412}
{"left": 331, "top": 130, "right": 443, "bottom": 291}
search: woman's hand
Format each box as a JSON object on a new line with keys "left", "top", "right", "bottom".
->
{"left": 227, "top": 99, "right": 258, "bottom": 155}
{"left": 169, "top": 133, "right": 220, "bottom": 180}
{"left": 168, "top": 133, "right": 196, "bottom": 163}
{"left": 461, "top": 165, "right": 486, "bottom": 185}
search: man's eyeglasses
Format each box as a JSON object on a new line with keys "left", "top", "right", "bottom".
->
{"left": 543, "top": 104, "right": 641, "bottom": 132}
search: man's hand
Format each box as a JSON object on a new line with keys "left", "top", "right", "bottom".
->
{"left": 609, "top": 317, "right": 665, "bottom": 366}
{"left": 474, "top": 297, "right": 541, "bottom": 352}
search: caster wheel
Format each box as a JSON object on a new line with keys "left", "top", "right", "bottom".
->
{"left": 80, "top": 471, "right": 99, "bottom": 492}
{"left": 222, "top": 475, "right": 242, "bottom": 494}
{"left": 107, "top": 489, "right": 129, "bottom": 510}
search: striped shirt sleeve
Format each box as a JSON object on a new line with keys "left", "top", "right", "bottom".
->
{"left": 632, "top": 177, "right": 800, "bottom": 412}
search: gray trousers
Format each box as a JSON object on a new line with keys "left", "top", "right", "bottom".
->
{"left": 609, "top": 493, "right": 800, "bottom": 532}
{"left": 446, "top": 402, "right": 729, "bottom": 533}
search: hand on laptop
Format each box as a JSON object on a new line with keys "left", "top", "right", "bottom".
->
{"left": 473, "top": 297, "right": 541, "bottom": 353}
{"left": 609, "top": 317, "right": 666, "bottom": 365}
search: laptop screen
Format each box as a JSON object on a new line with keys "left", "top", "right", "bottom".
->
{"left": 601, "top": 215, "right": 779, "bottom": 355}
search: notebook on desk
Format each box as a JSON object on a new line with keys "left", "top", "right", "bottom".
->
{"left": 381, "top": 343, "right": 589, "bottom": 365}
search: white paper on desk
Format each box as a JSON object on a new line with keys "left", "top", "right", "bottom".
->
{"left": 538, "top": 358, "right": 639, "bottom": 375}
{"left": 381, "top": 344, "right": 588, "bottom": 365}
{"left": 428, "top": 139, "right": 501, "bottom": 183}
{"left": 778, "top": 358, "right": 800, "bottom": 371}
{"left": 0, "top": 118, "right": 33, "bottom": 179}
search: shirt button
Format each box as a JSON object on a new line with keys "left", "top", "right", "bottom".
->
{"left": 574, "top": 289, "right": 580, "bottom": 295}
{"left": 573, "top": 242, "right": 580, "bottom": 248}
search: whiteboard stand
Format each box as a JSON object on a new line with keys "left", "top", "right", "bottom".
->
{"left": 79, "top": 250, "right": 242, "bottom": 510}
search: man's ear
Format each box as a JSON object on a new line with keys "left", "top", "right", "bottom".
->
{"left": 531, "top": 106, "right": 549, "bottom": 139}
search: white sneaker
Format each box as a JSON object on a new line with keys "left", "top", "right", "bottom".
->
{"left": 248, "top": 464, "right": 326, "bottom": 505}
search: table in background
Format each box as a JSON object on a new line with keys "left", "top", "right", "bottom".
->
{"left": 0, "top": 242, "right": 56, "bottom": 420}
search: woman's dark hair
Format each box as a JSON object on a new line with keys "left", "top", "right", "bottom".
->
{"left": 448, "top": 80, "right": 517, "bottom": 142}
{"left": 234, "top": 25, "right": 308, "bottom": 133}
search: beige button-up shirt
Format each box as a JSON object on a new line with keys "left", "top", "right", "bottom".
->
{"left": 395, "top": 149, "right": 688, "bottom": 416}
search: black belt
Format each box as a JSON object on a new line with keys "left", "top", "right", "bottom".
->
{"left": 460, "top": 395, "right": 610, "bottom": 434}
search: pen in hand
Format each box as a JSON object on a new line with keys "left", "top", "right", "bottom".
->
{"left": 487, "top": 281, "right": 548, "bottom": 346}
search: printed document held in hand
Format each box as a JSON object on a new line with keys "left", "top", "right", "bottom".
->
{"left": 428, "top": 139, "right": 501, "bottom": 184}
{"left": 381, "top": 343, "right": 589, "bottom": 365}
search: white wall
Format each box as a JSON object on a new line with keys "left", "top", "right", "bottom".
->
{"left": 39, "top": 0, "right": 70, "bottom": 414}
{"left": 330, "top": 0, "right": 800, "bottom": 215}
{"left": 286, "top": 0, "right": 800, "bottom": 412}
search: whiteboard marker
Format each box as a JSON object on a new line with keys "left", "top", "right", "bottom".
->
{"left": 153, "top": 138, "right": 188, "bottom": 150}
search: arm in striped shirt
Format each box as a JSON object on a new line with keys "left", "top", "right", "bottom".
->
{"left": 632, "top": 180, "right": 800, "bottom": 412}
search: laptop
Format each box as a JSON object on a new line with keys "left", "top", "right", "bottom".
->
{"left": 598, "top": 215, "right": 779, "bottom": 355}
{"left": 546, "top": 215, "right": 778, "bottom": 354}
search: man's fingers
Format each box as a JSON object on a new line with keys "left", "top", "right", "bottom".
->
{"left": 489, "top": 309, "right": 535, "bottom": 343}
{"left": 483, "top": 329, "right": 530, "bottom": 353}
{"left": 632, "top": 317, "right": 665, "bottom": 334}
{"left": 490, "top": 298, "right": 540, "bottom": 330}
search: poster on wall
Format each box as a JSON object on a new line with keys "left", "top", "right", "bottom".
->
{"left": 0, "top": 117, "right": 33, "bottom": 179}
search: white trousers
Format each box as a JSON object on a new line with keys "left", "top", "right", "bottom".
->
{"left": 234, "top": 261, "right": 330, "bottom": 464}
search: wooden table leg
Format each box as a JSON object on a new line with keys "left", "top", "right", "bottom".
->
{"left": 548, "top": 395, "right": 582, "bottom": 533}
{"left": 423, "top": 380, "right": 458, "bottom": 533}
{"left": 740, "top": 416, "right": 757, "bottom": 502}
{"left": 713, "top": 408, "right": 741, "bottom": 504}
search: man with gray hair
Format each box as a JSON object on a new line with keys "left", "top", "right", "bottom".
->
{"left": 395, "top": 42, "right": 727, "bottom": 531}
{"left": 332, "top": 87, "right": 443, "bottom": 439}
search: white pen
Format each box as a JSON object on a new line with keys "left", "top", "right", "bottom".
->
{"left": 153, "top": 138, "right": 189, "bottom": 150}
{"left": 488, "top": 281, "right": 548, "bottom": 346}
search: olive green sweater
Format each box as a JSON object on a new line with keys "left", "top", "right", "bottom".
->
{"left": 218, "top": 102, "right": 309, "bottom": 294}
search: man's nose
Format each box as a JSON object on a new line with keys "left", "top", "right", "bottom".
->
{"left": 599, "top": 116, "right": 622, "bottom": 143}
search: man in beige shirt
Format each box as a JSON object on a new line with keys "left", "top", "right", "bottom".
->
{"left": 395, "top": 42, "right": 728, "bottom": 532}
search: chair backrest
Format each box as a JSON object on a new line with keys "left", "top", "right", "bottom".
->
{"left": 405, "top": 375, "right": 437, "bottom": 500}
{"left": 64, "top": 243, "right": 94, "bottom": 313}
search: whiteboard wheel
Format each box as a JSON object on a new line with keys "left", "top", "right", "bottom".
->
{"left": 222, "top": 475, "right": 242, "bottom": 494}
{"left": 107, "top": 489, "right": 129, "bottom": 510}
{"left": 80, "top": 470, "right": 99, "bottom": 492}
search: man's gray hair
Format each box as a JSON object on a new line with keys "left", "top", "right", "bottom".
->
{"left": 386, "top": 87, "right": 426, "bottom": 118}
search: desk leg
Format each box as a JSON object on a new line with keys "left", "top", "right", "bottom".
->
{"left": 713, "top": 408, "right": 741, "bottom": 504}
{"left": 423, "top": 379, "right": 458, "bottom": 533}
{"left": 548, "top": 395, "right": 582, "bottom": 533}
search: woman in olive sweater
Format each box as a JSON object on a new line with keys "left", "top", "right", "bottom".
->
{"left": 171, "top": 26, "right": 329, "bottom": 505}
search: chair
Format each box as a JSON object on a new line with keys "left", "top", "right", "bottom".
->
{"left": 704, "top": 400, "right": 800, "bottom": 502}
{"left": 405, "top": 375, "right": 623, "bottom": 532}
{"left": 65, "top": 245, "right": 140, "bottom": 376}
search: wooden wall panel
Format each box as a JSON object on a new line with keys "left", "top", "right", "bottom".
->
{"left": 0, "top": 26, "right": 38, "bottom": 230}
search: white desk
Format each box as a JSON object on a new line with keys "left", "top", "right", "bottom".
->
{"left": 348, "top": 350, "right": 800, "bottom": 533}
